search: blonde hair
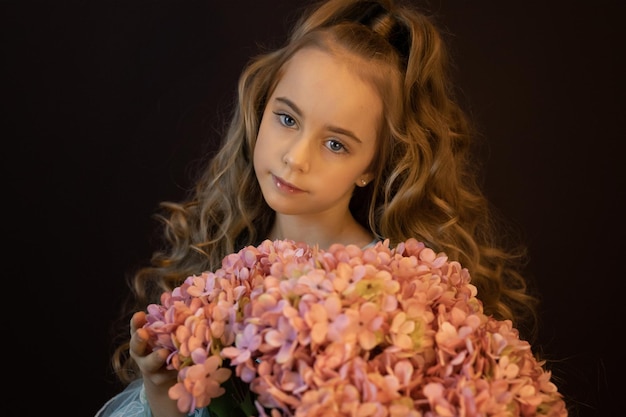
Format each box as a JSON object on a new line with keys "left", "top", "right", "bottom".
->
{"left": 112, "top": 0, "right": 539, "bottom": 383}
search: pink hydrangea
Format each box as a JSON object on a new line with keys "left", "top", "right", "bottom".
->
{"left": 143, "top": 238, "right": 567, "bottom": 416}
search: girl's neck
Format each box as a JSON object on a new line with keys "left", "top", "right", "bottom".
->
{"left": 269, "top": 213, "right": 374, "bottom": 250}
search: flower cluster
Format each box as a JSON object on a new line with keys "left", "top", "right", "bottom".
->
{"left": 143, "top": 238, "right": 567, "bottom": 416}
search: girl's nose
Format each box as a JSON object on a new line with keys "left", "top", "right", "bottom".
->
{"left": 282, "top": 137, "right": 310, "bottom": 172}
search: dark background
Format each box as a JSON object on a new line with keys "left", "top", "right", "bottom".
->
{"left": 4, "top": 0, "right": 621, "bottom": 416}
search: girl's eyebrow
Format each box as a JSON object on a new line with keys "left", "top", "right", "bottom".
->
{"left": 275, "top": 96, "right": 302, "bottom": 117}
{"left": 275, "top": 96, "right": 363, "bottom": 144}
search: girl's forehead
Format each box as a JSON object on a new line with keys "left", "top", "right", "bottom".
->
{"left": 276, "top": 47, "right": 378, "bottom": 94}
{"left": 270, "top": 47, "right": 383, "bottom": 142}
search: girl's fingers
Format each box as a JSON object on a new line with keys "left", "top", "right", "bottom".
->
{"left": 129, "top": 327, "right": 149, "bottom": 359}
{"left": 130, "top": 311, "right": 147, "bottom": 334}
{"left": 127, "top": 309, "right": 176, "bottom": 384}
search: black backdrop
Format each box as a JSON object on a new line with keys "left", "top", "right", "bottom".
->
{"left": 4, "top": 1, "right": 621, "bottom": 416}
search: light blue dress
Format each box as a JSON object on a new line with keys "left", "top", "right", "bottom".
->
{"left": 94, "top": 379, "right": 210, "bottom": 417}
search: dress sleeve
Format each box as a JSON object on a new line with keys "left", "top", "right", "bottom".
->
{"left": 95, "top": 379, "right": 211, "bottom": 417}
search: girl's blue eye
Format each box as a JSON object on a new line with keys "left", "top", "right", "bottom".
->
{"left": 277, "top": 113, "right": 296, "bottom": 127}
{"left": 326, "top": 139, "right": 346, "bottom": 153}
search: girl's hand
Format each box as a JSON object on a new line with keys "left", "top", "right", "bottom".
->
{"left": 129, "top": 311, "right": 186, "bottom": 417}
{"left": 129, "top": 311, "right": 176, "bottom": 385}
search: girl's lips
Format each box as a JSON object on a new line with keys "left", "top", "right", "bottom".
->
{"left": 272, "top": 175, "right": 304, "bottom": 193}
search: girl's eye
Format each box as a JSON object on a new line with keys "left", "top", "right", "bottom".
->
{"left": 276, "top": 112, "right": 297, "bottom": 127}
{"left": 325, "top": 139, "right": 347, "bottom": 153}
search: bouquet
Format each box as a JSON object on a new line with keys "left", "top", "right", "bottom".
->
{"left": 143, "top": 238, "right": 567, "bottom": 416}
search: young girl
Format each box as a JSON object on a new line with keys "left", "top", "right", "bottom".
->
{"left": 97, "top": 0, "right": 545, "bottom": 416}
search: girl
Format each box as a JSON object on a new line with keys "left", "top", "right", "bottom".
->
{"left": 97, "top": 0, "right": 542, "bottom": 416}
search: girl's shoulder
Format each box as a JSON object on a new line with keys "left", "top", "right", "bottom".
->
{"left": 95, "top": 379, "right": 211, "bottom": 417}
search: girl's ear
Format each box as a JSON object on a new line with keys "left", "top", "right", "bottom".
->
{"left": 356, "top": 173, "right": 374, "bottom": 187}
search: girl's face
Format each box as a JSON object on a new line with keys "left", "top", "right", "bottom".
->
{"left": 253, "top": 47, "right": 382, "bottom": 220}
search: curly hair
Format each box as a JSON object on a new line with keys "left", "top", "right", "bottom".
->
{"left": 111, "top": 0, "right": 539, "bottom": 384}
